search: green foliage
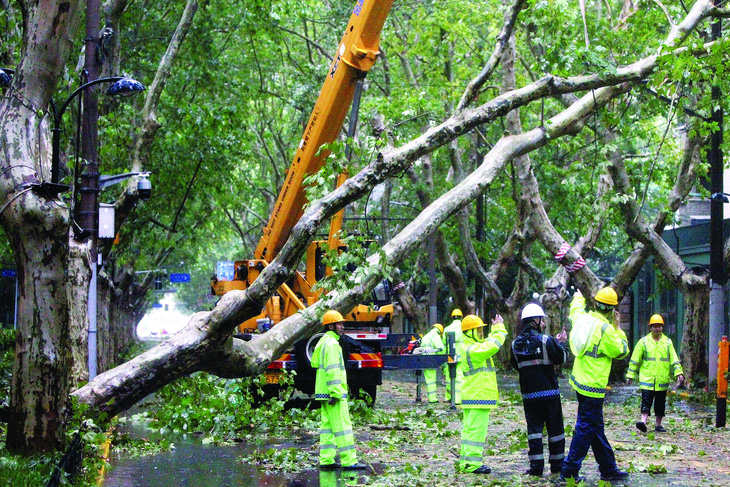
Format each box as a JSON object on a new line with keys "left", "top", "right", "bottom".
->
{"left": 0, "top": 329, "right": 14, "bottom": 402}
{"left": 239, "top": 446, "right": 311, "bottom": 473}
{"left": 0, "top": 396, "right": 109, "bottom": 486}
{"left": 312, "top": 232, "right": 393, "bottom": 305}
{"left": 629, "top": 459, "right": 668, "bottom": 474}
{"left": 500, "top": 428, "right": 528, "bottom": 454}
{"left": 140, "top": 371, "right": 318, "bottom": 443}
{"left": 112, "top": 426, "right": 175, "bottom": 458}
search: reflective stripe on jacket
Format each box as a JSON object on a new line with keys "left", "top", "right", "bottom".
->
{"left": 311, "top": 331, "right": 348, "bottom": 401}
{"left": 510, "top": 326, "right": 568, "bottom": 401}
{"left": 460, "top": 322, "right": 507, "bottom": 409}
{"left": 626, "top": 333, "right": 683, "bottom": 391}
{"left": 568, "top": 295, "right": 629, "bottom": 398}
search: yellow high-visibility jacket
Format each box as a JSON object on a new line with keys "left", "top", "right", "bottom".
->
{"left": 568, "top": 295, "right": 629, "bottom": 398}
{"left": 312, "top": 331, "right": 348, "bottom": 401}
{"left": 460, "top": 322, "right": 507, "bottom": 409}
{"left": 443, "top": 319, "right": 463, "bottom": 354}
{"left": 626, "top": 333, "right": 682, "bottom": 391}
{"left": 420, "top": 327, "right": 444, "bottom": 353}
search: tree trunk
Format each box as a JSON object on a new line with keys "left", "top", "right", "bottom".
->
{"left": 681, "top": 285, "right": 710, "bottom": 383}
{"left": 6, "top": 220, "right": 72, "bottom": 453}
{"left": 67, "top": 241, "right": 91, "bottom": 386}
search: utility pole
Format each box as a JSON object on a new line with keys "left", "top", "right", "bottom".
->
{"left": 707, "top": 4, "right": 726, "bottom": 428}
{"left": 475, "top": 193, "right": 484, "bottom": 317}
{"left": 428, "top": 237, "right": 438, "bottom": 326}
{"left": 81, "top": 0, "right": 102, "bottom": 379}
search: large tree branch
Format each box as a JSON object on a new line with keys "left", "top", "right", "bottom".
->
{"left": 73, "top": 74, "right": 633, "bottom": 414}
{"left": 72, "top": 0, "right": 718, "bottom": 414}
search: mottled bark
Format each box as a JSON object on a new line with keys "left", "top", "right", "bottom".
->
{"left": 391, "top": 272, "right": 427, "bottom": 332}
{"left": 67, "top": 241, "right": 91, "bottom": 386}
{"left": 681, "top": 285, "right": 710, "bottom": 381}
{"left": 608, "top": 125, "right": 706, "bottom": 382}
{"left": 0, "top": 0, "right": 85, "bottom": 453}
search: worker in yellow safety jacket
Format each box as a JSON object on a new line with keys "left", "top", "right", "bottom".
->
{"left": 312, "top": 310, "right": 367, "bottom": 470}
{"left": 443, "top": 309, "right": 464, "bottom": 404}
{"left": 626, "top": 314, "right": 684, "bottom": 433}
{"left": 560, "top": 288, "right": 630, "bottom": 484}
{"left": 417, "top": 323, "right": 445, "bottom": 403}
{"left": 458, "top": 313, "right": 507, "bottom": 474}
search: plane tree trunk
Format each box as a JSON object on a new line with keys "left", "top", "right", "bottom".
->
{"left": 0, "top": 0, "right": 85, "bottom": 453}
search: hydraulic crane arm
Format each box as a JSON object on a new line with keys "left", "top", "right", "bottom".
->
{"left": 254, "top": 0, "right": 395, "bottom": 261}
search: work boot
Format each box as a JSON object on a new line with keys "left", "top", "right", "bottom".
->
{"left": 558, "top": 474, "right": 586, "bottom": 484}
{"left": 635, "top": 421, "right": 647, "bottom": 432}
{"left": 601, "top": 470, "right": 629, "bottom": 481}
{"left": 654, "top": 425, "right": 666, "bottom": 432}
{"left": 524, "top": 468, "right": 542, "bottom": 476}
{"left": 470, "top": 465, "right": 491, "bottom": 474}
{"left": 558, "top": 471, "right": 586, "bottom": 485}
{"left": 319, "top": 463, "right": 340, "bottom": 470}
{"left": 342, "top": 462, "right": 368, "bottom": 470}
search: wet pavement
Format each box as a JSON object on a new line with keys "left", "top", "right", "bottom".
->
{"left": 102, "top": 369, "right": 730, "bottom": 487}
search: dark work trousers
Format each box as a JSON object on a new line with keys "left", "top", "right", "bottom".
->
{"left": 561, "top": 392, "right": 620, "bottom": 478}
{"left": 524, "top": 397, "right": 565, "bottom": 474}
{"left": 640, "top": 389, "right": 667, "bottom": 417}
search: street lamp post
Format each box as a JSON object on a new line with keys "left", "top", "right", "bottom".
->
{"left": 49, "top": 75, "right": 145, "bottom": 380}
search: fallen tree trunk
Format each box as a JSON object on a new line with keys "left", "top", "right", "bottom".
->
{"left": 73, "top": 0, "right": 723, "bottom": 416}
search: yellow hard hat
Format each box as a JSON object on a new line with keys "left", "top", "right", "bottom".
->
{"left": 451, "top": 309, "right": 463, "bottom": 318}
{"left": 595, "top": 287, "right": 618, "bottom": 306}
{"left": 461, "top": 315, "right": 485, "bottom": 332}
{"left": 433, "top": 323, "right": 444, "bottom": 333}
{"left": 323, "top": 310, "right": 344, "bottom": 326}
{"left": 649, "top": 314, "right": 664, "bottom": 326}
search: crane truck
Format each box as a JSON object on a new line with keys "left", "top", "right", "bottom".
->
{"left": 211, "top": 0, "right": 399, "bottom": 402}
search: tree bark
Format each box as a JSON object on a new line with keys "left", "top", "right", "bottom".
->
{"left": 681, "top": 285, "right": 710, "bottom": 381}
{"left": 0, "top": 0, "right": 85, "bottom": 453}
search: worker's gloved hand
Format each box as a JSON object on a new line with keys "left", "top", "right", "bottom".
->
{"left": 677, "top": 375, "right": 685, "bottom": 388}
{"left": 328, "top": 397, "right": 338, "bottom": 406}
{"left": 555, "top": 327, "right": 568, "bottom": 343}
{"left": 626, "top": 378, "right": 632, "bottom": 385}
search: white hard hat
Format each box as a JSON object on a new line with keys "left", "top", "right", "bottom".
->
{"left": 521, "top": 303, "right": 546, "bottom": 321}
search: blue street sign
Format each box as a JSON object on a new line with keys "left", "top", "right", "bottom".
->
{"left": 216, "top": 261, "right": 235, "bottom": 281}
{"left": 152, "top": 303, "right": 163, "bottom": 308}
{"left": 1, "top": 269, "right": 16, "bottom": 278}
{"left": 169, "top": 273, "right": 191, "bottom": 283}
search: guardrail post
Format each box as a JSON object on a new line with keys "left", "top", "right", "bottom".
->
{"left": 415, "top": 369, "right": 422, "bottom": 402}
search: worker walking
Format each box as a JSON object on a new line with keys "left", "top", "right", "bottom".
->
{"left": 312, "top": 310, "right": 367, "bottom": 470}
{"left": 511, "top": 303, "right": 569, "bottom": 477}
{"left": 459, "top": 314, "right": 507, "bottom": 474}
{"left": 560, "top": 288, "right": 630, "bottom": 484}
{"left": 626, "top": 314, "right": 684, "bottom": 433}
{"left": 418, "top": 323, "right": 445, "bottom": 403}
{"left": 443, "top": 309, "right": 464, "bottom": 404}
